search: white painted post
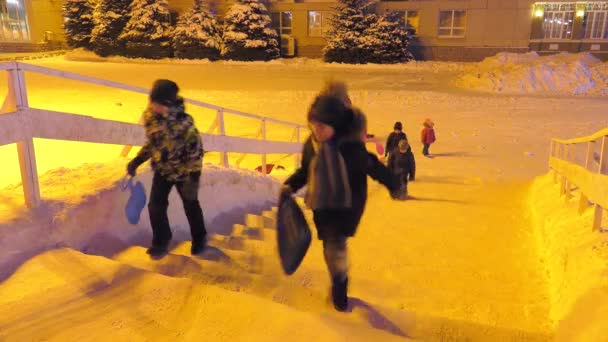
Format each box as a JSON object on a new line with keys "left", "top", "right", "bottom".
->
{"left": 261, "top": 119, "right": 267, "bottom": 174}
{"left": 550, "top": 140, "right": 558, "bottom": 183}
{"left": 6, "top": 63, "right": 41, "bottom": 208}
{"left": 579, "top": 141, "right": 594, "bottom": 214}
{"left": 592, "top": 136, "right": 608, "bottom": 231}
{"left": 217, "top": 109, "right": 229, "bottom": 167}
{"left": 564, "top": 144, "right": 572, "bottom": 200}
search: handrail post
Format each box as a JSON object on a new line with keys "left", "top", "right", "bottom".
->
{"left": 261, "top": 119, "right": 267, "bottom": 174}
{"left": 578, "top": 141, "right": 595, "bottom": 214}
{"left": 563, "top": 144, "right": 572, "bottom": 200}
{"left": 592, "top": 136, "right": 608, "bottom": 231}
{"left": 217, "top": 109, "right": 229, "bottom": 167}
{"left": 6, "top": 63, "right": 41, "bottom": 208}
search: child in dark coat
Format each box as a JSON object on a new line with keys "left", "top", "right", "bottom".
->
{"left": 385, "top": 121, "right": 407, "bottom": 158}
{"left": 388, "top": 139, "right": 416, "bottom": 196}
{"left": 282, "top": 95, "right": 405, "bottom": 312}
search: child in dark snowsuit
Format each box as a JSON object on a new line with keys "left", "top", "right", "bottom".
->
{"left": 421, "top": 118, "right": 436, "bottom": 156}
{"left": 388, "top": 139, "right": 416, "bottom": 197}
{"left": 127, "top": 80, "right": 207, "bottom": 257}
{"left": 385, "top": 121, "right": 407, "bottom": 158}
{"left": 282, "top": 95, "right": 405, "bottom": 312}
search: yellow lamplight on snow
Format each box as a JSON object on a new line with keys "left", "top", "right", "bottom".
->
{"left": 576, "top": 10, "right": 585, "bottom": 18}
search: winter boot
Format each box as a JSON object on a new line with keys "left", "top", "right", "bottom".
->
{"left": 332, "top": 275, "right": 348, "bottom": 312}
{"left": 146, "top": 242, "right": 169, "bottom": 258}
{"left": 191, "top": 239, "right": 207, "bottom": 256}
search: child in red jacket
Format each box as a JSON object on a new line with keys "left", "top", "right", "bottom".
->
{"left": 421, "top": 118, "right": 436, "bottom": 156}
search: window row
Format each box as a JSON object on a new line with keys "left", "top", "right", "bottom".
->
{"left": 271, "top": 10, "right": 468, "bottom": 38}
{"left": 540, "top": 4, "right": 608, "bottom": 39}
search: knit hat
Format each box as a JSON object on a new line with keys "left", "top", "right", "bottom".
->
{"left": 394, "top": 121, "right": 403, "bottom": 131}
{"left": 398, "top": 139, "right": 409, "bottom": 150}
{"left": 423, "top": 118, "right": 434, "bottom": 128}
{"left": 308, "top": 95, "right": 354, "bottom": 135}
{"left": 150, "top": 79, "right": 179, "bottom": 106}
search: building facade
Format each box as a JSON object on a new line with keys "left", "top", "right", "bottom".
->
{"left": 3, "top": 0, "right": 608, "bottom": 61}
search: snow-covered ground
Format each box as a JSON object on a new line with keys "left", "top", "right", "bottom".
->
{"left": 0, "top": 53, "right": 607, "bottom": 340}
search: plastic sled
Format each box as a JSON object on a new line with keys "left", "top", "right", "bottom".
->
{"left": 375, "top": 142, "right": 385, "bottom": 156}
{"left": 277, "top": 194, "right": 311, "bottom": 275}
{"left": 122, "top": 176, "right": 147, "bottom": 225}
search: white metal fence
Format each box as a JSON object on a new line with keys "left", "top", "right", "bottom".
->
{"left": 550, "top": 128, "right": 608, "bottom": 231}
{"left": 0, "top": 62, "right": 305, "bottom": 209}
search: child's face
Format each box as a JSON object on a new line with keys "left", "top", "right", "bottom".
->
{"left": 309, "top": 120, "right": 335, "bottom": 143}
{"left": 149, "top": 101, "right": 170, "bottom": 115}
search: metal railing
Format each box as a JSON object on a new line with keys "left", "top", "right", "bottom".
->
{"left": 0, "top": 62, "right": 306, "bottom": 208}
{"left": 550, "top": 128, "right": 608, "bottom": 231}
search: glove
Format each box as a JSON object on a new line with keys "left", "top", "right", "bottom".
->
{"left": 127, "top": 158, "right": 141, "bottom": 177}
{"left": 409, "top": 176, "right": 415, "bottom": 182}
{"left": 278, "top": 185, "right": 292, "bottom": 203}
{"left": 390, "top": 182, "right": 408, "bottom": 201}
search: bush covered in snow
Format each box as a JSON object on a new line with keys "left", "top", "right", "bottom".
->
{"left": 323, "top": 0, "right": 372, "bottom": 64}
{"left": 363, "top": 12, "right": 413, "bottom": 64}
{"left": 90, "top": 0, "right": 133, "bottom": 57}
{"left": 221, "top": 0, "right": 280, "bottom": 61}
{"left": 63, "top": 0, "right": 96, "bottom": 50}
{"left": 323, "top": 0, "right": 412, "bottom": 64}
{"left": 119, "top": 0, "right": 174, "bottom": 59}
{"left": 173, "top": 0, "right": 221, "bottom": 60}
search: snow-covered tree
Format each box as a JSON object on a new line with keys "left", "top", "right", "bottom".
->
{"left": 173, "top": 0, "right": 221, "bottom": 60}
{"left": 90, "top": 0, "right": 133, "bottom": 56}
{"left": 63, "top": 0, "right": 96, "bottom": 49}
{"left": 119, "top": 0, "right": 173, "bottom": 59}
{"left": 323, "top": 0, "right": 375, "bottom": 64}
{"left": 364, "top": 12, "right": 413, "bottom": 64}
{"left": 221, "top": 0, "right": 280, "bottom": 61}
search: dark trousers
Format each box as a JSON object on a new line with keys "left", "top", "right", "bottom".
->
{"left": 148, "top": 171, "right": 207, "bottom": 247}
{"left": 423, "top": 144, "right": 431, "bottom": 156}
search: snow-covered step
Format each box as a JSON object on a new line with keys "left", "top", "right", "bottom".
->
{"left": 232, "top": 224, "right": 265, "bottom": 240}
{"left": 245, "top": 213, "right": 275, "bottom": 230}
{"left": 209, "top": 234, "right": 246, "bottom": 251}
{"left": 262, "top": 210, "right": 276, "bottom": 220}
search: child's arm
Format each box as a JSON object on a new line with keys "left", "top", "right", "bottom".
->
{"left": 408, "top": 150, "right": 416, "bottom": 181}
{"left": 284, "top": 136, "right": 315, "bottom": 193}
{"left": 387, "top": 152, "right": 396, "bottom": 171}
{"left": 384, "top": 134, "right": 392, "bottom": 157}
{"left": 367, "top": 152, "right": 400, "bottom": 191}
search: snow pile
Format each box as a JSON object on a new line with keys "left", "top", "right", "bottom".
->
{"left": 457, "top": 52, "right": 608, "bottom": 96}
{"left": 528, "top": 174, "right": 608, "bottom": 339}
{"left": 0, "top": 159, "right": 281, "bottom": 280}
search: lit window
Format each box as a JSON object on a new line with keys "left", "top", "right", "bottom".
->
{"left": 270, "top": 11, "right": 293, "bottom": 36}
{"left": 438, "top": 10, "right": 466, "bottom": 38}
{"left": 308, "top": 11, "right": 331, "bottom": 37}
{"left": 584, "top": 10, "right": 608, "bottom": 39}
{"left": 0, "top": 0, "right": 30, "bottom": 42}
{"left": 541, "top": 3, "right": 575, "bottom": 39}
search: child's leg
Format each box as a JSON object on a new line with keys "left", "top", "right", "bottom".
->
{"left": 148, "top": 172, "right": 174, "bottom": 249}
{"left": 423, "top": 144, "right": 430, "bottom": 156}
{"left": 322, "top": 232, "right": 349, "bottom": 311}
{"left": 176, "top": 172, "right": 207, "bottom": 248}
{"left": 322, "top": 235, "right": 348, "bottom": 281}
